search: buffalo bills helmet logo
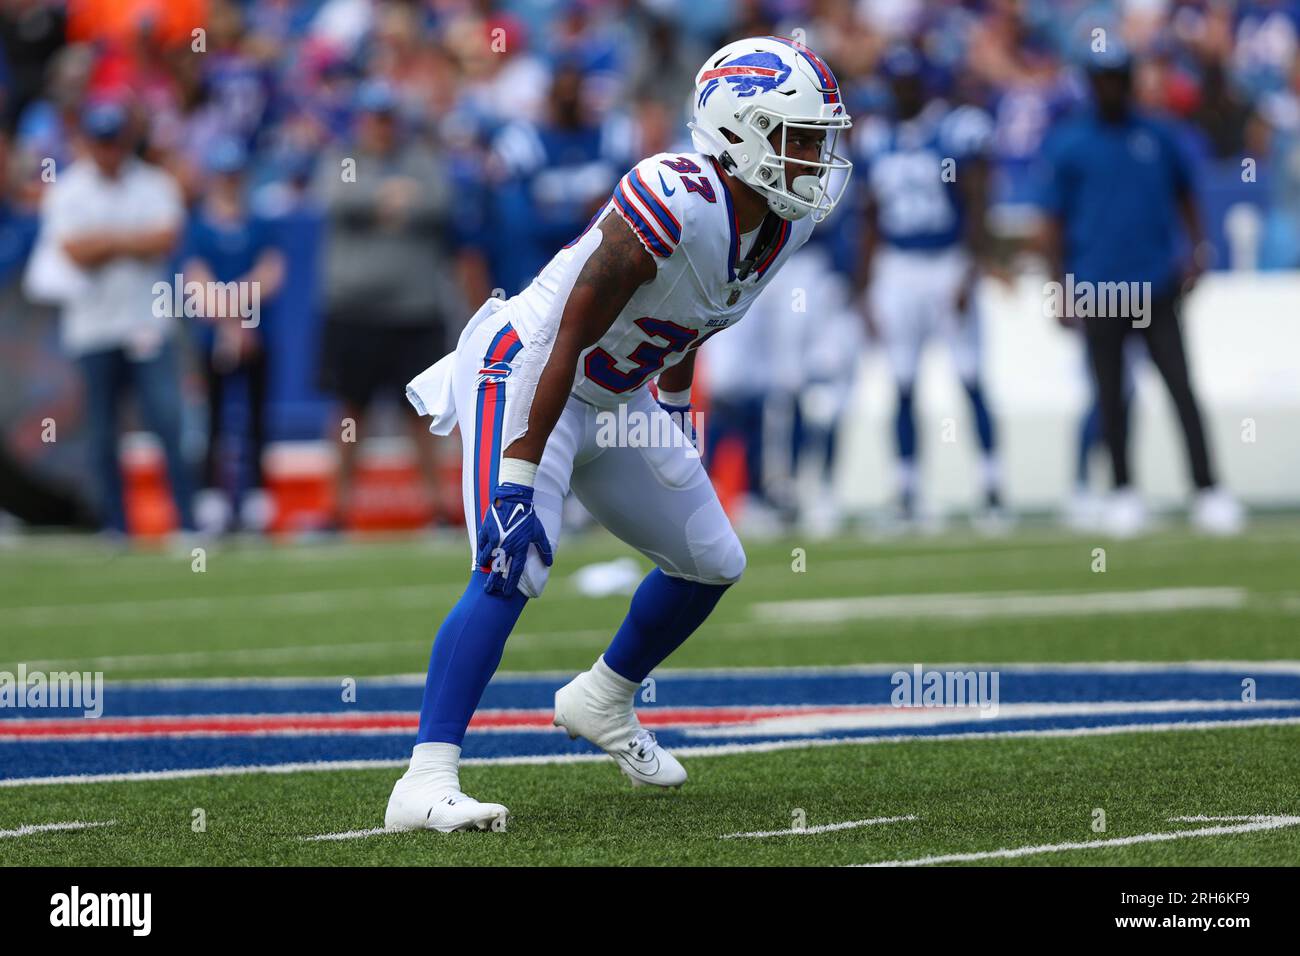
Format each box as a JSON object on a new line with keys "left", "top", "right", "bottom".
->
{"left": 698, "top": 52, "right": 792, "bottom": 107}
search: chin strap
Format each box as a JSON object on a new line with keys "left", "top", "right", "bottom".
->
{"left": 735, "top": 212, "right": 784, "bottom": 282}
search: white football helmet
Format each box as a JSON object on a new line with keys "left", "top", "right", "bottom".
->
{"left": 689, "top": 36, "right": 853, "bottom": 222}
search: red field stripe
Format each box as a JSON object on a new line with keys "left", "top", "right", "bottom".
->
{"left": 0, "top": 712, "right": 420, "bottom": 739}
{"left": 1, "top": 704, "right": 887, "bottom": 740}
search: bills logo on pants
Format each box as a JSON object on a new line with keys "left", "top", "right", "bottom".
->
{"left": 473, "top": 324, "right": 523, "bottom": 569}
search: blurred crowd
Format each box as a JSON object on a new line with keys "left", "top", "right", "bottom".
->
{"left": 1, "top": 0, "right": 1298, "bottom": 538}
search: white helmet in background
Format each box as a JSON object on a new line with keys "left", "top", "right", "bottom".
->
{"left": 689, "top": 36, "right": 853, "bottom": 222}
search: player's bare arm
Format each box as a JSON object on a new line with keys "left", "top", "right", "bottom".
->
{"left": 656, "top": 348, "right": 695, "bottom": 395}
{"left": 503, "top": 210, "right": 657, "bottom": 465}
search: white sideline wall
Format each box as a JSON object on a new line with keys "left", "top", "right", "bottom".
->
{"left": 833, "top": 271, "right": 1300, "bottom": 513}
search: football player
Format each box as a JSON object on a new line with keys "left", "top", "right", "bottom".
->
{"left": 858, "top": 47, "right": 1004, "bottom": 528}
{"left": 386, "top": 37, "right": 852, "bottom": 832}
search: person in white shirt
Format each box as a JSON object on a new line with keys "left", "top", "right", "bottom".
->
{"left": 35, "top": 102, "right": 194, "bottom": 535}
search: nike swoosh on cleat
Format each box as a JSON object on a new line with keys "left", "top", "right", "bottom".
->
{"left": 614, "top": 750, "right": 661, "bottom": 778}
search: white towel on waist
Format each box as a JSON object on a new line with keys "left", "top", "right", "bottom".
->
{"left": 406, "top": 296, "right": 513, "bottom": 436}
{"left": 406, "top": 352, "right": 458, "bottom": 436}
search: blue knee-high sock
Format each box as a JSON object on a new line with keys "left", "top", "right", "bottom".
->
{"left": 416, "top": 571, "right": 528, "bottom": 745}
{"left": 603, "top": 569, "right": 730, "bottom": 683}
{"left": 895, "top": 385, "right": 916, "bottom": 461}
{"left": 963, "top": 381, "right": 996, "bottom": 453}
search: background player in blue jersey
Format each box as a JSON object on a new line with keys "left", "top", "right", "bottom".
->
{"left": 857, "top": 46, "right": 1005, "bottom": 529}
{"left": 489, "top": 61, "right": 634, "bottom": 295}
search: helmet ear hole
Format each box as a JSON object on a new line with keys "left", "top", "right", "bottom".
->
{"left": 720, "top": 127, "right": 744, "bottom": 145}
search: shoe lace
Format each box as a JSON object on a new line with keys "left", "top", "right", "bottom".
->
{"left": 629, "top": 728, "right": 657, "bottom": 759}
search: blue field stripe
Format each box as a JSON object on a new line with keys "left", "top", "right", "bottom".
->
{"left": 4, "top": 704, "right": 1299, "bottom": 781}
{"left": 3, "top": 669, "right": 1297, "bottom": 721}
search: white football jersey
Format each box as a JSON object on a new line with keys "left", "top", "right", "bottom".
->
{"left": 506, "top": 150, "right": 816, "bottom": 408}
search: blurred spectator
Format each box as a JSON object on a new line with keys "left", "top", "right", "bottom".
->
{"left": 0, "top": 0, "right": 1296, "bottom": 534}
{"left": 0, "top": 0, "right": 68, "bottom": 130}
{"left": 27, "top": 101, "right": 194, "bottom": 536}
{"left": 1037, "top": 47, "right": 1241, "bottom": 537}
{"left": 180, "top": 137, "right": 285, "bottom": 535}
{"left": 313, "top": 80, "right": 472, "bottom": 528}
{"left": 488, "top": 61, "right": 633, "bottom": 293}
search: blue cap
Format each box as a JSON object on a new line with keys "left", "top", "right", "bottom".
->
{"left": 206, "top": 138, "right": 249, "bottom": 174}
{"left": 82, "top": 101, "right": 128, "bottom": 141}
{"left": 356, "top": 79, "right": 398, "bottom": 115}
{"left": 880, "top": 45, "right": 925, "bottom": 80}
{"left": 278, "top": 148, "right": 316, "bottom": 181}
{"left": 1085, "top": 39, "right": 1133, "bottom": 73}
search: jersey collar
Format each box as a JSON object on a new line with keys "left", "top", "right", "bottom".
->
{"left": 707, "top": 155, "right": 741, "bottom": 283}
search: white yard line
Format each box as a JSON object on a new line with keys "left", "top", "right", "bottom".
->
{"left": 0, "top": 820, "right": 116, "bottom": 839}
{"left": 721, "top": 815, "right": 917, "bottom": 839}
{"left": 856, "top": 815, "right": 1300, "bottom": 867}
{"left": 3, "top": 584, "right": 445, "bottom": 628}
{"left": 4, "top": 715, "right": 1298, "bottom": 788}
{"left": 4, "top": 574, "right": 613, "bottom": 631}
{"left": 754, "top": 587, "right": 1247, "bottom": 624}
{"left": 4, "top": 629, "right": 613, "bottom": 673}
{"left": 302, "top": 827, "right": 392, "bottom": 842}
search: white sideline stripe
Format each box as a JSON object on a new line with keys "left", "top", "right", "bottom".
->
{"left": 685, "top": 698, "right": 1300, "bottom": 738}
{"left": 3, "top": 584, "right": 445, "bottom": 627}
{"left": 303, "top": 827, "right": 392, "bottom": 842}
{"left": 754, "top": 587, "right": 1247, "bottom": 623}
{"left": 3, "top": 575, "right": 610, "bottom": 631}
{"left": 721, "top": 815, "right": 917, "bottom": 839}
{"left": 12, "top": 658, "right": 1300, "bottom": 687}
{"left": 0, "top": 820, "right": 115, "bottom": 839}
{"left": 856, "top": 815, "right": 1300, "bottom": 867}
{"left": 4, "top": 715, "right": 1299, "bottom": 788}
{"left": 6, "top": 629, "right": 613, "bottom": 673}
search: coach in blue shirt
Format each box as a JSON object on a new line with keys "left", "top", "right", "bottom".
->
{"left": 1037, "top": 45, "right": 1242, "bottom": 536}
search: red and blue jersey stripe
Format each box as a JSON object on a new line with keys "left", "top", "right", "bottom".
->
{"left": 613, "top": 169, "right": 680, "bottom": 259}
{"left": 629, "top": 170, "right": 682, "bottom": 244}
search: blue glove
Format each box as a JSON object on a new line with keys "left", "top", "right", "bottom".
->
{"left": 658, "top": 401, "right": 697, "bottom": 451}
{"left": 475, "top": 481, "right": 553, "bottom": 597}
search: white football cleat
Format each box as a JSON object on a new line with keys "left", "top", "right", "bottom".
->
{"left": 1062, "top": 488, "right": 1103, "bottom": 533}
{"left": 240, "top": 487, "right": 275, "bottom": 534}
{"left": 385, "top": 777, "right": 508, "bottom": 833}
{"left": 1103, "top": 488, "right": 1149, "bottom": 539}
{"left": 554, "top": 667, "right": 687, "bottom": 789}
{"left": 1191, "top": 487, "right": 1245, "bottom": 536}
{"left": 195, "top": 487, "right": 231, "bottom": 536}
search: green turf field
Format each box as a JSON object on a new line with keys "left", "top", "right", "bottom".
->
{"left": 3, "top": 727, "right": 1299, "bottom": 866}
{"left": 2, "top": 521, "right": 1299, "bottom": 866}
